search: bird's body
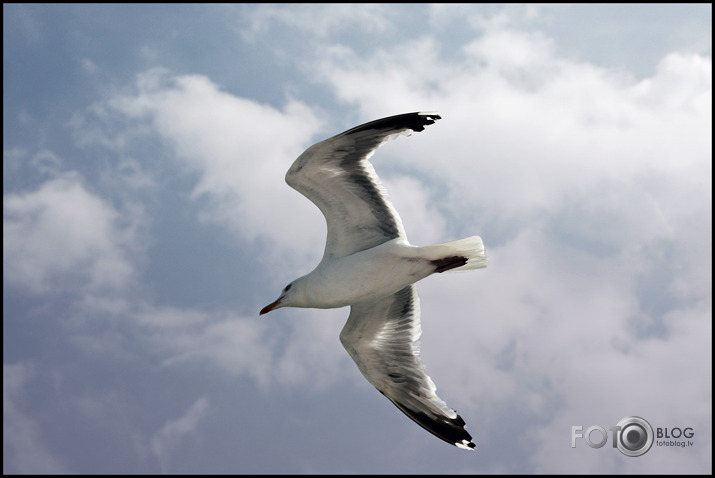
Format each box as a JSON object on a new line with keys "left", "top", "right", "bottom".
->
{"left": 282, "top": 236, "right": 484, "bottom": 309}
{"left": 286, "top": 239, "right": 428, "bottom": 309}
{"left": 261, "top": 112, "right": 487, "bottom": 450}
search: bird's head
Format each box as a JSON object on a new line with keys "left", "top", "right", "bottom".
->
{"left": 260, "top": 281, "right": 295, "bottom": 315}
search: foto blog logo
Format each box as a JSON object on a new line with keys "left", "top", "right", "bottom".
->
{"left": 571, "top": 416, "right": 695, "bottom": 457}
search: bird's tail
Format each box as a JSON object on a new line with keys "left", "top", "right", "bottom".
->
{"left": 423, "top": 236, "right": 488, "bottom": 273}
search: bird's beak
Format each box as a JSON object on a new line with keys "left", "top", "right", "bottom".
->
{"left": 260, "top": 298, "right": 282, "bottom": 316}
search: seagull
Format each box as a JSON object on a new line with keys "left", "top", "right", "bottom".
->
{"left": 260, "top": 112, "right": 487, "bottom": 450}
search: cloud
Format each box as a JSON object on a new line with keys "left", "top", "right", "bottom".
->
{"left": 151, "top": 397, "right": 209, "bottom": 473}
{"left": 134, "top": 306, "right": 276, "bottom": 386}
{"left": 102, "top": 68, "right": 325, "bottom": 271}
{"left": 238, "top": 4, "right": 393, "bottom": 41}
{"left": 3, "top": 171, "right": 141, "bottom": 296}
{"left": 3, "top": 133, "right": 351, "bottom": 406}
{"left": 308, "top": 24, "right": 711, "bottom": 271}
{"left": 3, "top": 363, "right": 71, "bottom": 474}
{"left": 127, "top": 302, "right": 349, "bottom": 394}
{"left": 381, "top": 175, "right": 448, "bottom": 246}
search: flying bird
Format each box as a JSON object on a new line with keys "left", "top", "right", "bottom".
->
{"left": 260, "top": 112, "right": 487, "bottom": 450}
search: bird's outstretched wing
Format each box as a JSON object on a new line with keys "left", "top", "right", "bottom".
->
{"left": 339, "top": 285, "right": 475, "bottom": 450}
{"left": 286, "top": 112, "right": 441, "bottom": 258}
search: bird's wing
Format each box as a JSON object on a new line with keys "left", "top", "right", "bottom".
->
{"left": 339, "top": 285, "right": 475, "bottom": 450}
{"left": 286, "top": 112, "right": 441, "bottom": 258}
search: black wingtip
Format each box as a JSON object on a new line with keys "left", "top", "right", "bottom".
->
{"left": 414, "top": 111, "right": 442, "bottom": 131}
{"left": 459, "top": 437, "right": 477, "bottom": 451}
{"left": 340, "top": 111, "right": 441, "bottom": 136}
{"left": 383, "top": 394, "right": 475, "bottom": 451}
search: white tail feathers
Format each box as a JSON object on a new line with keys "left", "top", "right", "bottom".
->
{"left": 423, "top": 236, "right": 488, "bottom": 272}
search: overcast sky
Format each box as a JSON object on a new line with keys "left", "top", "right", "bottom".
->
{"left": 3, "top": 4, "right": 712, "bottom": 474}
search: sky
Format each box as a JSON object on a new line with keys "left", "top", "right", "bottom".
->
{"left": 3, "top": 4, "right": 712, "bottom": 474}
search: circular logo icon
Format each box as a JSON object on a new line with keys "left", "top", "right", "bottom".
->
{"left": 616, "top": 416, "right": 654, "bottom": 457}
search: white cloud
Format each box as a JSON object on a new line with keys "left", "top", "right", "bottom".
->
{"left": 269, "top": 307, "right": 351, "bottom": 391}
{"left": 3, "top": 363, "right": 71, "bottom": 474}
{"left": 129, "top": 303, "right": 349, "bottom": 393}
{"left": 3, "top": 172, "right": 140, "bottom": 296}
{"left": 151, "top": 397, "right": 209, "bottom": 474}
{"left": 238, "top": 4, "right": 393, "bottom": 41}
{"left": 310, "top": 24, "right": 711, "bottom": 260}
{"left": 381, "top": 175, "right": 448, "bottom": 246}
{"left": 105, "top": 68, "right": 325, "bottom": 271}
{"left": 29, "top": 149, "right": 64, "bottom": 176}
{"left": 111, "top": 158, "right": 157, "bottom": 191}
{"left": 79, "top": 57, "right": 98, "bottom": 74}
{"left": 136, "top": 306, "right": 275, "bottom": 387}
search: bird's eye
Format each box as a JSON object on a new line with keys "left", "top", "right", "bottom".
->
{"left": 284, "top": 283, "right": 292, "bottom": 292}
